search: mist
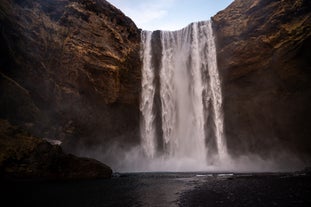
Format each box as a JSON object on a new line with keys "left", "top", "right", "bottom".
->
{"left": 73, "top": 141, "right": 305, "bottom": 173}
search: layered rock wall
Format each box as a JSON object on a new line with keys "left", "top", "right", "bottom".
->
{"left": 0, "top": 0, "right": 142, "bottom": 150}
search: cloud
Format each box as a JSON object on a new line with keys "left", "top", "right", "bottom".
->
{"left": 125, "top": 7, "right": 167, "bottom": 25}
{"left": 108, "top": 0, "right": 176, "bottom": 29}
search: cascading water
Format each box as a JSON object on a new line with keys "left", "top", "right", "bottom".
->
{"left": 140, "top": 31, "right": 156, "bottom": 158}
{"left": 140, "top": 20, "right": 228, "bottom": 170}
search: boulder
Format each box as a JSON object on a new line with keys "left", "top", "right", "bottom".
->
{"left": 0, "top": 119, "right": 112, "bottom": 180}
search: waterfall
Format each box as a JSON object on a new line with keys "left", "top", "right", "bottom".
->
{"left": 140, "top": 20, "right": 228, "bottom": 169}
{"left": 140, "top": 31, "right": 156, "bottom": 158}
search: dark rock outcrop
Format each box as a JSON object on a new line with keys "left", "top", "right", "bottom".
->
{"left": 0, "top": 119, "right": 112, "bottom": 179}
{"left": 213, "top": 0, "right": 311, "bottom": 158}
{"left": 0, "top": 0, "right": 141, "bottom": 151}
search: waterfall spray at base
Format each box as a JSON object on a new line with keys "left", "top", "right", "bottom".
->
{"left": 139, "top": 20, "right": 229, "bottom": 171}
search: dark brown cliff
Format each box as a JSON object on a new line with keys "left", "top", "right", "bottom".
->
{"left": 213, "top": 0, "right": 311, "bottom": 158}
{"left": 0, "top": 0, "right": 142, "bottom": 152}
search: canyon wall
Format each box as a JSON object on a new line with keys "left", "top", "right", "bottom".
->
{"left": 213, "top": 0, "right": 311, "bottom": 158}
{"left": 0, "top": 0, "right": 142, "bottom": 151}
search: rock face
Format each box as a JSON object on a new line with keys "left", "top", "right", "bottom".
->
{"left": 0, "top": 0, "right": 141, "bottom": 150}
{"left": 213, "top": 0, "right": 311, "bottom": 158}
{"left": 0, "top": 119, "right": 112, "bottom": 179}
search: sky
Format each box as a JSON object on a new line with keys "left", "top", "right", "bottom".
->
{"left": 107, "top": 0, "right": 234, "bottom": 31}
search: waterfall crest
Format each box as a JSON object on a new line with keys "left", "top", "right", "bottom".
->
{"left": 140, "top": 20, "right": 228, "bottom": 169}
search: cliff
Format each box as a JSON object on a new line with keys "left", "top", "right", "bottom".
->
{"left": 0, "top": 0, "right": 141, "bottom": 150}
{"left": 1, "top": 0, "right": 311, "bottom": 174}
{"left": 213, "top": 0, "right": 311, "bottom": 158}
